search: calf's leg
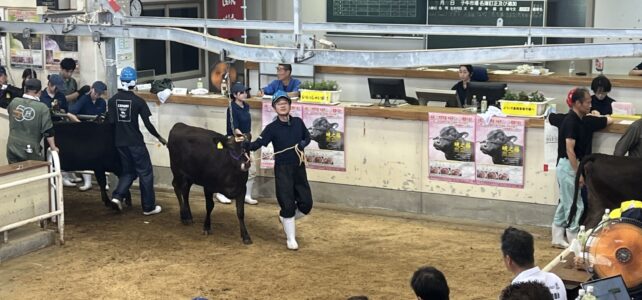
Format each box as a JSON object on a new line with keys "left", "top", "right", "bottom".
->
{"left": 235, "top": 188, "right": 252, "bottom": 244}
{"left": 203, "top": 187, "right": 215, "bottom": 235}
{"left": 173, "top": 177, "right": 193, "bottom": 224}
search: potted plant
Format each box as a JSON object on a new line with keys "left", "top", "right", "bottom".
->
{"left": 299, "top": 80, "right": 341, "bottom": 104}
{"left": 499, "top": 90, "right": 551, "bottom": 117}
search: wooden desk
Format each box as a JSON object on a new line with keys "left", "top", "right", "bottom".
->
{"left": 137, "top": 92, "right": 631, "bottom": 133}
{"left": 548, "top": 251, "right": 593, "bottom": 289}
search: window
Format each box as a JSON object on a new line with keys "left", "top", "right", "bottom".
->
{"left": 135, "top": 3, "right": 203, "bottom": 81}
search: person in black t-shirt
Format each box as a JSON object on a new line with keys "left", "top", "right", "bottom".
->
{"left": 107, "top": 67, "right": 166, "bottom": 215}
{"left": 551, "top": 88, "right": 611, "bottom": 248}
{"left": 451, "top": 64, "right": 473, "bottom": 107}
{"left": 246, "top": 90, "right": 312, "bottom": 250}
{"left": 589, "top": 75, "right": 615, "bottom": 115}
{"left": 0, "top": 66, "right": 24, "bottom": 109}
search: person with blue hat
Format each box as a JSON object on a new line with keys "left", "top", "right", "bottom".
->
{"left": 245, "top": 90, "right": 313, "bottom": 250}
{"left": 215, "top": 82, "right": 258, "bottom": 205}
{"left": 40, "top": 74, "right": 69, "bottom": 113}
{"left": 66, "top": 80, "right": 109, "bottom": 191}
{"left": 107, "top": 66, "right": 166, "bottom": 215}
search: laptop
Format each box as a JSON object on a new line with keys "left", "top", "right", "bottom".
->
{"left": 581, "top": 275, "right": 631, "bottom": 300}
{"left": 416, "top": 88, "right": 460, "bottom": 108}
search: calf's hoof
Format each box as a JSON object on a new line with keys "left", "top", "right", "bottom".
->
{"left": 242, "top": 238, "right": 253, "bottom": 245}
{"left": 181, "top": 218, "right": 193, "bottom": 225}
{"left": 202, "top": 229, "right": 212, "bottom": 235}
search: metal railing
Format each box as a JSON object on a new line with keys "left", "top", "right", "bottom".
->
{"left": 0, "top": 150, "right": 65, "bottom": 245}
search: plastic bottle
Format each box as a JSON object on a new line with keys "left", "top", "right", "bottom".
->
{"left": 221, "top": 78, "right": 228, "bottom": 96}
{"left": 197, "top": 78, "right": 203, "bottom": 89}
{"left": 577, "top": 225, "right": 587, "bottom": 251}
{"left": 601, "top": 208, "right": 610, "bottom": 223}
{"left": 481, "top": 96, "right": 487, "bottom": 113}
{"left": 569, "top": 60, "right": 576, "bottom": 76}
{"left": 471, "top": 95, "right": 478, "bottom": 109}
{"left": 583, "top": 286, "right": 597, "bottom": 300}
{"left": 575, "top": 289, "right": 585, "bottom": 300}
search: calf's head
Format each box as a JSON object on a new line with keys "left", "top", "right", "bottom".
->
{"left": 216, "top": 133, "right": 252, "bottom": 172}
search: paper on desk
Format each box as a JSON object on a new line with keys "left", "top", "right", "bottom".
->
{"left": 619, "top": 120, "right": 635, "bottom": 125}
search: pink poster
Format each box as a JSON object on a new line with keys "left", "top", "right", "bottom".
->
{"left": 475, "top": 116, "right": 526, "bottom": 188}
{"left": 429, "top": 113, "right": 476, "bottom": 183}
{"left": 302, "top": 105, "right": 345, "bottom": 171}
{"left": 260, "top": 102, "right": 346, "bottom": 171}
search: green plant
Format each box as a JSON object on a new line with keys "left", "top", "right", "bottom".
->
{"left": 529, "top": 91, "right": 546, "bottom": 102}
{"left": 504, "top": 90, "right": 518, "bottom": 100}
{"left": 299, "top": 80, "right": 340, "bottom": 91}
{"left": 518, "top": 91, "right": 529, "bottom": 101}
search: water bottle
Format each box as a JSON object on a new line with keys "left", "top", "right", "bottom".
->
{"left": 568, "top": 60, "right": 576, "bottom": 76}
{"left": 575, "top": 289, "right": 585, "bottom": 300}
{"left": 196, "top": 78, "right": 203, "bottom": 89}
{"left": 601, "top": 208, "right": 610, "bottom": 223}
{"left": 471, "top": 95, "right": 478, "bottom": 108}
{"left": 481, "top": 96, "right": 487, "bottom": 113}
{"left": 584, "top": 286, "right": 597, "bottom": 300}
{"left": 577, "top": 225, "right": 587, "bottom": 250}
{"left": 221, "top": 78, "right": 228, "bottom": 96}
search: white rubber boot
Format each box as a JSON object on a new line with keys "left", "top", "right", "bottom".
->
{"left": 79, "top": 174, "right": 93, "bottom": 191}
{"left": 62, "top": 172, "right": 76, "bottom": 187}
{"left": 551, "top": 224, "right": 569, "bottom": 249}
{"left": 215, "top": 193, "right": 232, "bottom": 204}
{"left": 566, "top": 229, "right": 578, "bottom": 245}
{"left": 281, "top": 217, "right": 298, "bottom": 250}
{"left": 70, "top": 173, "right": 82, "bottom": 183}
{"left": 244, "top": 179, "right": 258, "bottom": 205}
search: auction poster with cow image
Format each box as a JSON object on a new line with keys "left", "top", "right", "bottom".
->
{"left": 301, "top": 105, "right": 345, "bottom": 171}
{"left": 260, "top": 102, "right": 346, "bottom": 171}
{"left": 475, "top": 116, "right": 526, "bottom": 188}
{"left": 429, "top": 113, "right": 476, "bottom": 183}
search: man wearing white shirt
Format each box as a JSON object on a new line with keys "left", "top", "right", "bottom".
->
{"left": 501, "top": 227, "right": 567, "bottom": 300}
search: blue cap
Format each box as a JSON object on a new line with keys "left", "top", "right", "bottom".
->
{"left": 271, "top": 90, "right": 291, "bottom": 106}
{"left": 47, "top": 74, "right": 65, "bottom": 91}
{"left": 92, "top": 81, "right": 107, "bottom": 94}
{"left": 230, "top": 82, "right": 250, "bottom": 94}
{"left": 120, "top": 66, "right": 137, "bottom": 82}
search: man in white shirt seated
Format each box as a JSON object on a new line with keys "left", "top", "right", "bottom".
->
{"left": 501, "top": 227, "right": 567, "bottom": 300}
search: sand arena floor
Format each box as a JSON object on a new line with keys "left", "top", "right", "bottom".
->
{"left": 0, "top": 188, "right": 560, "bottom": 299}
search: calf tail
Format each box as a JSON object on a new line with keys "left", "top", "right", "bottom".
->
{"left": 567, "top": 154, "right": 596, "bottom": 227}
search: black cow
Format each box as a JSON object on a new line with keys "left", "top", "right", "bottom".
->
{"left": 479, "top": 129, "right": 524, "bottom": 166}
{"left": 568, "top": 154, "right": 642, "bottom": 228}
{"left": 167, "top": 123, "right": 252, "bottom": 244}
{"left": 308, "top": 117, "right": 344, "bottom": 151}
{"left": 53, "top": 121, "right": 129, "bottom": 209}
{"left": 432, "top": 126, "right": 475, "bottom": 161}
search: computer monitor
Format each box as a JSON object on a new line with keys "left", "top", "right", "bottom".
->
{"left": 416, "top": 88, "right": 461, "bottom": 108}
{"left": 581, "top": 275, "right": 630, "bottom": 300}
{"left": 368, "top": 78, "right": 416, "bottom": 107}
{"left": 466, "top": 82, "right": 507, "bottom": 108}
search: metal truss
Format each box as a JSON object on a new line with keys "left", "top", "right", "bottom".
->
{"left": 2, "top": 20, "right": 642, "bottom": 68}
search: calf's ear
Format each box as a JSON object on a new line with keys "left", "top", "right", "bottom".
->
{"left": 508, "top": 136, "right": 518, "bottom": 143}
{"left": 331, "top": 123, "right": 339, "bottom": 129}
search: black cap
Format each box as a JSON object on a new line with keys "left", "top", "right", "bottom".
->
{"left": 230, "top": 82, "right": 250, "bottom": 95}
{"left": 25, "top": 78, "right": 42, "bottom": 92}
{"left": 0, "top": 66, "right": 6, "bottom": 76}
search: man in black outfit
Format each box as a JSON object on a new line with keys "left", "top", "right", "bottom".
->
{"left": 107, "top": 66, "right": 166, "bottom": 215}
{"left": 0, "top": 66, "right": 24, "bottom": 109}
{"left": 246, "top": 90, "right": 313, "bottom": 250}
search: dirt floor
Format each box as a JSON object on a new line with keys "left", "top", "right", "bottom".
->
{"left": 0, "top": 187, "right": 561, "bottom": 299}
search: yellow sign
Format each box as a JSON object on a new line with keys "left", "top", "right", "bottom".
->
{"left": 500, "top": 100, "right": 548, "bottom": 117}
{"left": 299, "top": 90, "right": 340, "bottom": 104}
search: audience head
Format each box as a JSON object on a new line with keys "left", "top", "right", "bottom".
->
{"left": 411, "top": 266, "right": 449, "bottom": 300}
{"left": 60, "top": 57, "right": 77, "bottom": 79}
{"left": 277, "top": 63, "right": 292, "bottom": 81}
{"left": 591, "top": 75, "right": 612, "bottom": 100}
{"left": 501, "top": 227, "right": 535, "bottom": 273}
{"left": 458, "top": 64, "right": 473, "bottom": 82}
{"left": 21, "top": 68, "right": 37, "bottom": 89}
{"left": 499, "top": 281, "right": 553, "bottom": 300}
{"left": 24, "top": 78, "right": 42, "bottom": 96}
